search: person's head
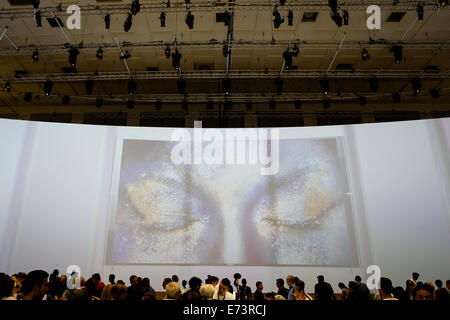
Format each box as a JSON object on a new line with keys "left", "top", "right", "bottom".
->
{"left": 129, "top": 275, "right": 138, "bottom": 286}
{"left": 219, "top": 278, "right": 231, "bottom": 296}
{"left": 266, "top": 292, "right": 275, "bottom": 300}
{"left": 274, "top": 294, "right": 286, "bottom": 300}
{"left": 181, "top": 280, "right": 187, "bottom": 288}
{"left": 412, "top": 272, "right": 419, "bottom": 281}
{"left": 111, "top": 283, "right": 127, "bottom": 300}
{"left": 338, "top": 282, "right": 347, "bottom": 290}
{"left": 317, "top": 275, "right": 324, "bottom": 283}
{"left": 393, "top": 286, "right": 405, "bottom": 300}
{"left": 242, "top": 278, "right": 247, "bottom": 286}
{"left": 293, "top": 280, "right": 306, "bottom": 299}
{"left": 0, "top": 274, "right": 14, "bottom": 299}
{"left": 348, "top": 281, "right": 359, "bottom": 293}
{"left": 22, "top": 270, "right": 49, "bottom": 300}
{"left": 199, "top": 284, "right": 215, "bottom": 300}
{"left": 109, "top": 274, "right": 115, "bottom": 284}
{"left": 162, "top": 277, "right": 172, "bottom": 289}
{"left": 446, "top": 280, "right": 450, "bottom": 290}
{"left": 142, "top": 277, "right": 150, "bottom": 288}
{"left": 256, "top": 281, "right": 263, "bottom": 291}
{"left": 276, "top": 278, "right": 284, "bottom": 288}
{"left": 60, "top": 275, "right": 67, "bottom": 285}
{"left": 207, "top": 276, "right": 219, "bottom": 287}
{"left": 379, "top": 277, "right": 394, "bottom": 297}
{"left": 52, "top": 269, "right": 59, "bottom": 277}
{"left": 165, "top": 281, "right": 181, "bottom": 300}
{"left": 92, "top": 273, "right": 101, "bottom": 285}
{"left": 355, "top": 275, "right": 362, "bottom": 283}
{"left": 406, "top": 279, "right": 415, "bottom": 291}
{"left": 435, "top": 280, "right": 443, "bottom": 288}
{"left": 172, "top": 275, "right": 179, "bottom": 282}
{"left": 413, "top": 283, "right": 434, "bottom": 300}
{"left": 286, "top": 275, "right": 294, "bottom": 287}
{"left": 71, "top": 276, "right": 85, "bottom": 290}
{"left": 188, "top": 277, "right": 202, "bottom": 292}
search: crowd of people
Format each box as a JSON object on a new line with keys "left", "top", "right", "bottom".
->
{"left": 1, "top": 270, "right": 449, "bottom": 301}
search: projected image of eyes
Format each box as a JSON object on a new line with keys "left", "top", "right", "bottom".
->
{"left": 108, "top": 137, "right": 356, "bottom": 266}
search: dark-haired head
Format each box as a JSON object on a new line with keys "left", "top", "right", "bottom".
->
{"left": 317, "top": 275, "right": 324, "bottom": 282}
{"left": 355, "top": 275, "right": 362, "bottom": 282}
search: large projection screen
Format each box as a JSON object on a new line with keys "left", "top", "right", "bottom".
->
{"left": 0, "top": 118, "right": 449, "bottom": 292}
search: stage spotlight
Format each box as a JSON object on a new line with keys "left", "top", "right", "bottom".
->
{"left": 368, "top": 76, "right": 379, "bottom": 92}
{"left": 292, "top": 43, "right": 299, "bottom": 57}
{"left": 164, "top": 45, "right": 171, "bottom": 59}
{"left": 182, "top": 99, "right": 188, "bottom": 110}
{"left": 96, "top": 47, "right": 103, "bottom": 60}
{"left": 155, "top": 100, "right": 162, "bottom": 110}
{"left": 411, "top": 77, "right": 422, "bottom": 94}
{"left": 167, "top": 0, "right": 171, "bottom": 8}
{"left": 32, "top": 0, "right": 40, "bottom": 9}
{"left": 184, "top": 0, "right": 190, "bottom": 3}
{"left": 287, "top": 11, "right": 293, "bottom": 25}
{"left": 275, "top": 78, "right": 283, "bottom": 95}
{"left": 283, "top": 50, "right": 293, "bottom": 68}
{"left": 105, "top": 14, "right": 111, "bottom": 29}
{"left": 131, "top": 0, "right": 141, "bottom": 16}
{"left": 391, "top": 45, "right": 403, "bottom": 64}
{"left": 85, "top": 80, "right": 94, "bottom": 95}
{"left": 43, "top": 80, "right": 53, "bottom": 96}
{"left": 127, "top": 99, "right": 135, "bottom": 110}
{"left": 128, "top": 80, "right": 137, "bottom": 96}
{"left": 172, "top": 50, "right": 182, "bottom": 69}
{"left": 177, "top": 78, "right": 186, "bottom": 94}
{"left": 3, "top": 82, "right": 11, "bottom": 93}
{"left": 96, "top": 97, "right": 103, "bottom": 108}
{"left": 222, "top": 43, "right": 228, "bottom": 57}
{"left": 294, "top": 100, "right": 302, "bottom": 109}
{"left": 24, "top": 92, "right": 32, "bottom": 102}
{"left": 279, "top": 0, "right": 286, "bottom": 5}
{"left": 430, "top": 88, "right": 440, "bottom": 99}
{"left": 392, "top": 92, "right": 401, "bottom": 103}
{"left": 328, "top": 0, "right": 338, "bottom": 12}
{"left": 361, "top": 48, "right": 370, "bottom": 61}
{"left": 323, "top": 98, "right": 330, "bottom": 109}
{"left": 35, "top": 10, "right": 42, "bottom": 27}
{"left": 160, "top": 12, "right": 166, "bottom": 27}
{"left": 68, "top": 47, "right": 79, "bottom": 66}
{"left": 62, "top": 95, "right": 70, "bottom": 105}
{"left": 120, "top": 50, "right": 131, "bottom": 60}
{"left": 343, "top": 10, "right": 349, "bottom": 25}
{"left": 246, "top": 101, "right": 252, "bottom": 110}
{"left": 223, "top": 11, "right": 231, "bottom": 26}
{"left": 32, "top": 48, "right": 39, "bottom": 62}
{"left": 273, "top": 9, "right": 284, "bottom": 28}
{"left": 223, "top": 78, "right": 231, "bottom": 95}
{"left": 269, "top": 100, "right": 276, "bottom": 110}
{"left": 331, "top": 11, "right": 343, "bottom": 27}
{"left": 224, "top": 100, "right": 232, "bottom": 111}
{"left": 417, "top": 3, "right": 424, "bottom": 20}
{"left": 358, "top": 96, "right": 367, "bottom": 106}
{"left": 320, "top": 79, "right": 330, "bottom": 95}
{"left": 439, "top": 0, "right": 448, "bottom": 6}
{"left": 185, "top": 11, "right": 194, "bottom": 29}
{"left": 207, "top": 101, "right": 214, "bottom": 110}
{"left": 124, "top": 13, "right": 133, "bottom": 32}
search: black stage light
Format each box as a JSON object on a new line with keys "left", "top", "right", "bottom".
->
{"left": 184, "top": 0, "right": 190, "bottom": 3}
{"left": 294, "top": 100, "right": 302, "bottom": 109}
{"left": 164, "top": 45, "right": 171, "bottom": 59}
{"left": 275, "top": 78, "right": 283, "bottom": 95}
{"left": 131, "top": 0, "right": 141, "bottom": 16}
{"left": 223, "top": 78, "right": 231, "bottom": 95}
{"left": 172, "top": 50, "right": 182, "bottom": 69}
{"left": 273, "top": 9, "right": 284, "bottom": 28}
{"left": 246, "top": 101, "right": 252, "bottom": 110}
{"left": 44, "top": 80, "right": 53, "bottom": 96}
{"left": 224, "top": 100, "right": 232, "bottom": 111}
{"left": 269, "top": 100, "right": 276, "bottom": 110}
{"left": 439, "top": 0, "right": 448, "bottom": 6}
{"left": 105, "top": 14, "right": 111, "bottom": 29}
{"left": 96, "top": 97, "right": 103, "bottom": 108}
{"left": 68, "top": 47, "right": 79, "bottom": 66}
{"left": 343, "top": 10, "right": 349, "bottom": 25}
{"left": 185, "top": 11, "right": 194, "bottom": 29}
{"left": 160, "top": 12, "right": 166, "bottom": 27}
{"left": 3, "top": 82, "right": 11, "bottom": 93}
{"left": 411, "top": 77, "right": 422, "bottom": 94}
{"left": 223, "top": 11, "right": 231, "bottom": 26}
{"left": 128, "top": 80, "right": 137, "bottom": 96}
{"left": 120, "top": 50, "right": 131, "bottom": 60}
{"left": 331, "top": 11, "right": 343, "bottom": 27}
{"left": 24, "top": 92, "right": 32, "bottom": 102}
{"left": 368, "top": 76, "right": 379, "bottom": 92}
{"left": 320, "top": 79, "right": 330, "bottom": 95}
{"left": 417, "top": 3, "right": 424, "bottom": 20}
{"left": 392, "top": 92, "right": 401, "bottom": 103}
{"left": 167, "top": 0, "right": 171, "bottom": 8}
{"left": 177, "top": 78, "right": 186, "bottom": 94}
{"left": 156, "top": 100, "right": 162, "bottom": 110}
{"left": 283, "top": 50, "right": 293, "bottom": 68}
{"left": 62, "top": 95, "right": 70, "bottom": 105}
{"left": 430, "top": 88, "right": 440, "bottom": 99}
{"left": 127, "top": 99, "right": 135, "bottom": 110}
{"left": 207, "top": 101, "right": 214, "bottom": 110}
{"left": 361, "top": 48, "right": 370, "bottom": 61}
{"left": 288, "top": 11, "right": 293, "bottom": 26}
{"left": 323, "top": 98, "right": 330, "bottom": 108}
{"left": 35, "top": 10, "right": 42, "bottom": 27}
{"left": 182, "top": 99, "right": 188, "bottom": 110}
{"left": 358, "top": 96, "right": 367, "bottom": 106}
{"left": 279, "top": 0, "right": 286, "bottom": 5}
{"left": 292, "top": 43, "right": 299, "bottom": 57}
{"left": 96, "top": 47, "right": 103, "bottom": 60}
{"left": 32, "top": 0, "right": 40, "bottom": 9}
{"left": 85, "top": 80, "right": 94, "bottom": 95}
{"left": 32, "top": 48, "right": 39, "bottom": 62}
{"left": 124, "top": 13, "right": 133, "bottom": 32}
{"left": 328, "top": 0, "right": 338, "bottom": 12}
{"left": 391, "top": 45, "right": 403, "bottom": 64}
{"left": 223, "top": 43, "right": 228, "bottom": 57}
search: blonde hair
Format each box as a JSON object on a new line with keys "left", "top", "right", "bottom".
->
{"left": 165, "top": 281, "right": 181, "bottom": 299}
{"left": 199, "top": 284, "right": 215, "bottom": 300}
